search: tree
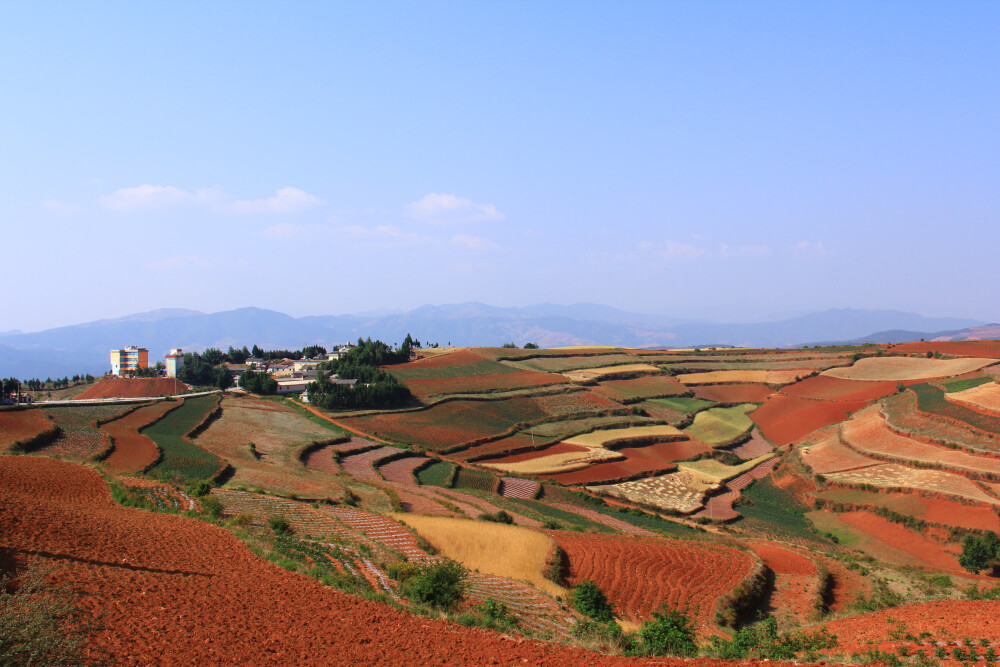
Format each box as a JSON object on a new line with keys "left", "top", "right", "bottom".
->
{"left": 240, "top": 369, "right": 276, "bottom": 395}
{"left": 401, "top": 560, "right": 467, "bottom": 609}
{"left": 524, "top": 342, "right": 539, "bottom": 349}
{"left": 573, "top": 580, "right": 615, "bottom": 622}
{"left": 637, "top": 607, "right": 698, "bottom": 657}
{"left": 216, "top": 367, "right": 233, "bottom": 391}
{"left": 960, "top": 532, "right": 1000, "bottom": 574}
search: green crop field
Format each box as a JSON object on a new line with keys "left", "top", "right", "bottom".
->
{"left": 43, "top": 404, "right": 135, "bottom": 460}
{"left": 416, "top": 460, "right": 455, "bottom": 486}
{"left": 453, "top": 467, "right": 499, "bottom": 492}
{"left": 939, "top": 375, "right": 993, "bottom": 393}
{"left": 737, "top": 478, "right": 835, "bottom": 547}
{"left": 815, "top": 489, "right": 926, "bottom": 516}
{"left": 683, "top": 404, "right": 755, "bottom": 445}
{"left": 144, "top": 395, "right": 223, "bottom": 481}
{"left": 647, "top": 396, "right": 714, "bottom": 413}
{"left": 386, "top": 358, "right": 523, "bottom": 381}
{"left": 506, "top": 353, "right": 640, "bottom": 373}
{"left": 911, "top": 383, "right": 1000, "bottom": 434}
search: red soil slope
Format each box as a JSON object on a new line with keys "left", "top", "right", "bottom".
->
{"left": 0, "top": 457, "right": 734, "bottom": 666}
{"left": 752, "top": 395, "right": 868, "bottom": 447}
{"left": 0, "top": 409, "right": 54, "bottom": 452}
{"left": 549, "top": 531, "right": 755, "bottom": 632}
{"left": 693, "top": 384, "right": 774, "bottom": 403}
{"left": 891, "top": 340, "right": 1000, "bottom": 358}
{"left": 820, "top": 600, "right": 1000, "bottom": 651}
{"left": 780, "top": 376, "right": 899, "bottom": 402}
{"left": 74, "top": 377, "right": 190, "bottom": 399}
{"left": 101, "top": 402, "right": 176, "bottom": 473}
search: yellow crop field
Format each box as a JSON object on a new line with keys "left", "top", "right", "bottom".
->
{"left": 394, "top": 515, "right": 566, "bottom": 597}
{"left": 824, "top": 464, "right": 1000, "bottom": 506}
{"left": 822, "top": 357, "right": 995, "bottom": 382}
{"left": 562, "top": 364, "right": 660, "bottom": 382}
{"left": 482, "top": 448, "right": 623, "bottom": 475}
{"left": 561, "top": 424, "right": 686, "bottom": 449}
{"left": 677, "top": 453, "right": 774, "bottom": 485}
{"left": 948, "top": 382, "right": 1000, "bottom": 416}
{"left": 676, "top": 370, "right": 813, "bottom": 385}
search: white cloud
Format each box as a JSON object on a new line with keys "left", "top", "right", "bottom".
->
{"left": 41, "top": 200, "right": 81, "bottom": 216}
{"left": 451, "top": 233, "right": 496, "bottom": 250}
{"left": 220, "top": 187, "right": 324, "bottom": 215}
{"left": 407, "top": 193, "right": 504, "bottom": 224}
{"left": 261, "top": 223, "right": 327, "bottom": 239}
{"left": 99, "top": 185, "right": 197, "bottom": 211}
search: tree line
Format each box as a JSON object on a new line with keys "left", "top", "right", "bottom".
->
{"left": 306, "top": 337, "right": 414, "bottom": 409}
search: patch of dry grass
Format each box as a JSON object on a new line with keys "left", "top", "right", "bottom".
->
{"left": 393, "top": 514, "right": 566, "bottom": 597}
{"left": 561, "top": 424, "right": 685, "bottom": 449}
{"left": 823, "top": 357, "right": 994, "bottom": 382}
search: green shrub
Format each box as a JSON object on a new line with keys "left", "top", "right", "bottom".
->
{"left": 478, "top": 510, "right": 514, "bottom": 524}
{"left": 401, "top": 560, "right": 467, "bottom": 609}
{"left": 635, "top": 607, "right": 698, "bottom": 657}
{"left": 573, "top": 580, "right": 615, "bottom": 622}
{"left": 200, "top": 495, "right": 224, "bottom": 519}
{"left": 268, "top": 515, "right": 293, "bottom": 536}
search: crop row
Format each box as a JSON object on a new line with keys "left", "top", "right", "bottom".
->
{"left": 143, "top": 395, "right": 224, "bottom": 481}
{"left": 911, "top": 383, "right": 1000, "bottom": 435}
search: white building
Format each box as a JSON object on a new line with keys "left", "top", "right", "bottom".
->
{"left": 165, "top": 349, "right": 185, "bottom": 378}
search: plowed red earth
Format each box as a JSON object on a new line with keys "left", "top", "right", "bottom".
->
{"left": 891, "top": 340, "right": 1000, "bottom": 358}
{"left": 748, "top": 542, "right": 815, "bottom": 575}
{"left": 0, "top": 409, "right": 53, "bottom": 451}
{"left": 920, "top": 497, "right": 1000, "bottom": 532}
{"left": 780, "top": 376, "right": 899, "bottom": 402}
{"left": 101, "top": 402, "right": 176, "bottom": 473}
{"left": 548, "top": 531, "right": 755, "bottom": 633}
{"left": 544, "top": 440, "right": 706, "bottom": 485}
{"left": 385, "top": 348, "right": 489, "bottom": 369}
{"left": 484, "top": 441, "right": 589, "bottom": 464}
{"left": 74, "top": 377, "right": 190, "bottom": 399}
{"left": 819, "top": 601, "right": 1000, "bottom": 651}
{"left": 693, "top": 384, "right": 774, "bottom": 403}
{"left": 837, "top": 511, "right": 963, "bottom": 573}
{"left": 0, "top": 457, "right": 750, "bottom": 666}
{"left": 752, "top": 395, "right": 868, "bottom": 447}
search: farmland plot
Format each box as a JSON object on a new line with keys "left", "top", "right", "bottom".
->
{"left": 781, "top": 375, "right": 899, "bottom": 402}
{"left": 823, "top": 356, "right": 994, "bottom": 382}
{"left": 483, "top": 446, "right": 622, "bottom": 475}
{"left": 0, "top": 409, "right": 55, "bottom": 453}
{"left": 911, "top": 382, "right": 1000, "bottom": 434}
{"left": 683, "top": 404, "right": 755, "bottom": 446}
{"left": 592, "top": 375, "right": 687, "bottom": 402}
{"left": 544, "top": 439, "right": 710, "bottom": 485}
{"left": 562, "top": 364, "right": 661, "bottom": 383}
{"left": 503, "top": 353, "right": 638, "bottom": 373}
{"left": 824, "top": 463, "right": 1000, "bottom": 506}
{"left": 947, "top": 381, "right": 1000, "bottom": 417}
{"left": 402, "top": 371, "right": 566, "bottom": 399}
{"left": 144, "top": 395, "right": 223, "bottom": 481}
{"left": 589, "top": 471, "right": 706, "bottom": 513}
{"left": 102, "top": 401, "right": 177, "bottom": 472}
{"left": 799, "top": 432, "right": 879, "bottom": 474}
{"left": 42, "top": 404, "right": 133, "bottom": 460}
{"left": 677, "top": 370, "right": 814, "bottom": 386}
{"left": 550, "top": 532, "right": 755, "bottom": 631}
{"left": 561, "top": 424, "right": 687, "bottom": 449}
{"left": 692, "top": 383, "right": 773, "bottom": 403}
{"left": 752, "top": 395, "right": 868, "bottom": 447}
{"left": 882, "top": 391, "right": 999, "bottom": 452}
{"left": 841, "top": 407, "right": 1000, "bottom": 477}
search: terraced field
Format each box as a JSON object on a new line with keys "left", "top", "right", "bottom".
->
{"left": 102, "top": 401, "right": 177, "bottom": 472}
{"left": 683, "top": 404, "right": 755, "bottom": 446}
{"left": 781, "top": 375, "right": 899, "bottom": 402}
{"left": 592, "top": 375, "right": 687, "bottom": 402}
{"left": 503, "top": 353, "right": 637, "bottom": 373}
{"left": 823, "top": 356, "right": 994, "bottom": 382}
{"left": 692, "top": 383, "right": 774, "bottom": 403}
{"left": 799, "top": 431, "right": 879, "bottom": 474}
{"left": 144, "top": 395, "right": 224, "bottom": 481}
{"left": 544, "top": 440, "right": 708, "bottom": 485}
{"left": 0, "top": 408, "right": 55, "bottom": 452}
{"left": 882, "top": 390, "right": 1000, "bottom": 453}
{"left": 549, "top": 532, "right": 756, "bottom": 632}
{"left": 41, "top": 404, "right": 133, "bottom": 460}
{"left": 824, "top": 463, "right": 1000, "bottom": 506}
{"left": 911, "top": 382, "right": 1000, "bottom": 434}
{"left": 752, "top": 394, "right": 868, "bottom": 447}
{"left": 589, "top": 471, "right": 706, "bottom": 513}
{"left": 562, "top": 364, "right": 661, "bottom": 383}
{"left": 677, "top": 370, "right": 814, "bottom": 386}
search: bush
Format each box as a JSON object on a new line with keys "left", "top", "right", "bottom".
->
{"left": 706, "top": 616, "right": 837, "bottom": 660}
{"left": 0, "top": 566, "right": 101, "bottom": 666}
{"left": 401, "top": 560, "right": 467, "bottom": 609}
{"left": 635, "top": 607, "right": 698, "bottom": 657}
{"left": 478, "top": 510, "right": 514, "bottom": 524}
{"left": 573, "top": 580, "right": 615, "bottom": 622}
{"left": 268, "top": 515, "right": 293, "bottom": 536}
{"left": 959, "top": 532, "right": 1000, "bottom": 574}
{"left": 199, "top": 495, "right": 224, "bottom": 519}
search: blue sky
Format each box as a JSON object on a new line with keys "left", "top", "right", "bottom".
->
{"left": 2, "top": 2, "right": 998, "bottom": 332}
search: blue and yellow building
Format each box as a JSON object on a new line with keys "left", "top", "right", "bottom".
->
{"left": 110, "top": 346, "right": 149, "bottom": 376}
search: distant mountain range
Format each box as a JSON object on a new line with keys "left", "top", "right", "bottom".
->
{"left": 0, "top": 304, "right": 992, "bottom": 379}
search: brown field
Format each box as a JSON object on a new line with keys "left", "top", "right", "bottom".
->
{"left": 448, "top": 433, "right": 557, "bottom": 462}
{"left": 692, "top": 383, "right": 774, "bottom": 403}
{"left": 561, "top": 424, "right": 686, "bottom": 449}
{"left": 395, "top": 514, "right": 565, "bottom": 597}
{"left": 101, "top": 401, "right": 177, "bottom": 472}
{"left": 592, "top": 375, "right": 687, "bottom": 402}
{"left": 752, "top": 395, "right": 868, "bottom": 447}
{"left": 484, "top": 441, "right": 590, "bottom": 464}
{"left": 503, "top": 353, "right": 639, "bottom": 373}
{"left": 824, "top": 463, "right": 1000, "bottom": 506}
{"left": 562, "top": 364, "right": 660, "bottom": 383}
{"left": 882, "top": 390, "right": 1000, "bottom": 453}
{"left": 0, "top": 409, "right": 55, "bottom": 452}
{"left": 823, "top": 356, "right": 995, "bottom": 382}
{"left": 385, "top": 347, "right": 490, "bottom": 370}
{"left": 550, "top": 532, "right": 755, "bottom": 631}
{"left": 799, "top": 432, "right": 879, "bottom": 474}
{"left": 890, "top": 340, "right": 1000, "bottom": 358}
{"left": 483, "top": 446, "right": 623, "bottom": 475}
{"left": 837, "top": 511, "right": 963, "bottom": 573}
{"left": 533, "top": 390, "right": 625, "bottom": 417}
{"left": 403, "top": 370, "right": 567, "bottom": 399}
{"left": 676, "top": 370, "right": 815, "bottom": 386}
{"left": 947, "top": 381, "right": 1000, "bottom": 416}
{"left": 841, "top": 407, "right": 1000, "bottom": 477}
{"left": 73, "top": 376, "right": 191, "bottom": 399}
{"left": 781, "top": 375, "right": 899, "bottom": 402}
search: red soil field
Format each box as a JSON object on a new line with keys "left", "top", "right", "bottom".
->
{"left": 891, "top": 340, "right": 1000, "bottom": 358}
{"left": 837, "top": 510, "right": 963, "bottom": 573}
{"left": 819, "top": 600, "right": 1000, "bottom": 651}
{"left": 920, "top": 496, "right": 1000, "bottom": 532}
{"left": 3, "top": 457, "right": 702, "bottom": 666}
{"left": 534, "top": 390, "right": 623, "bottom": 417}
{"left": 484, "top": 441, "right": 590, "bottom": 464}
{"left": 549, "top": 532, "right": 755, "bottom": 632}
{"left": 448, "top": 433, "right": 554, "bottom": 462}
{"left": 771, "top": 463, "right": 817, "bottom": 496}
{"left": 101, "top": 402, "right": 176, "bottom": 473}
{"left": 73, "top": 377, "right": 191, "bottom": 399}
{"left": 751, "top": 395, "right": 868, "bottom": 447}
{"left": 0, "top": 409, "right": 54, "bottom": 452}
{"left": 592, "top": 375, "right": 687, "bottom": 402}
{"left": 747, "top": 542, "right": 815, "bottom": 575}
{"left": 544, "top": 440, "right": 707, "bottom": 485}
{"left": 693, "top": 384, "right": 774, "bottom": 403}
{"left": 814, "top": 554, "right": 870, "bottom": 614}
{"left": 780, "top": 375, "right": 899, "bottom": 402}
{"left": 747, "top": 542, "right": 817, "bottom": 629}
{"left": 405, "top": 370, "right": 566, "bottom": 398}
{"left": 384, "top": 347, "right": 489, "bottom": 370}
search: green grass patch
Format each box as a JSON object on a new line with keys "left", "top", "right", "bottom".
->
{"left": 453, "top": 467, "right": 499, "bottom": 492}
{"left": 940, "top": 375, "right": 993, "bottom": 393}
{"left": 737, "top": 478, "right": 835, "bottom": 547}
{"left": 387, "top": 359, "right": 522, "bottom": 381}
{"left": 508, "top": 354, "right": 640, "bottom": 373}
{"left": 683, "top": 404, "right": 755, "bottom": 445}
{"left": 804, "top": 511, "right": 860, "bottom": 546}
{"left": 647, "top": 396, "right": 714, "bottom": 413}
{"left": 416, "top": 460, "right": 455, "bottom": 487}
{"left": 144, "top": 395, "right": 223, "bottom": 481}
